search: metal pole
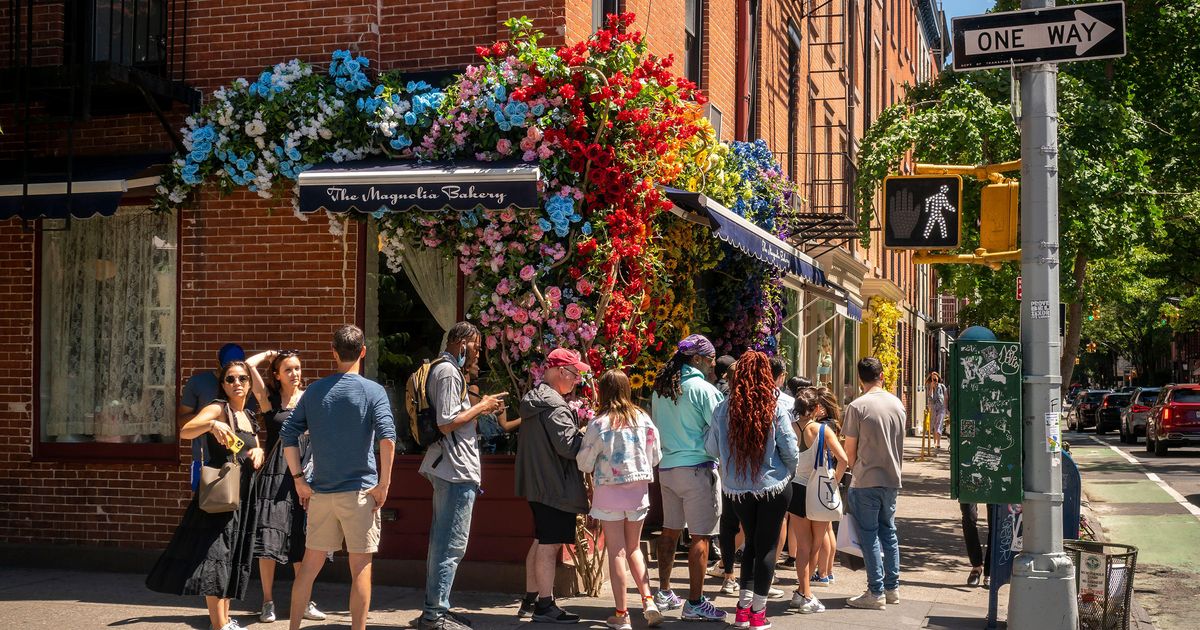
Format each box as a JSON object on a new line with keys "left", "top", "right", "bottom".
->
{"left": 1007, "top": 1, "right": 1077, "bottom": 628}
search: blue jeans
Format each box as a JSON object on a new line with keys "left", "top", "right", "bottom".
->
{"left": 848, "top": 486, "right": 901, "bottom": 595}
{"left": 423, "top": 475, "right": 478, "bottom": 620}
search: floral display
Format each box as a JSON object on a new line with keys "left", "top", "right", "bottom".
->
{"left": 868, "top": 296, "right": 902, "bottom": 391}
{"left": 154, "top": 14, "right": 805, "bottom": 396}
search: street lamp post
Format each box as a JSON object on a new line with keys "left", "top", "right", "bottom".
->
{"left": 1007, "top": 1, "right": 1079, "bottom": 627}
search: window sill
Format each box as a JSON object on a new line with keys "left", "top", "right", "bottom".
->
{"left": 33, "top": 441, "right": 180, "bottom": 464}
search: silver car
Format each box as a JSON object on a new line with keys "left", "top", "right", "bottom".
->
{"left": 1119, "top": 387, "right": 1161, "bottom": 444}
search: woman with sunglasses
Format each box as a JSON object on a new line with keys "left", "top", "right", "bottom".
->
{"left": 704, "top": 351, "right": 799, "bottom": 630}
{"left": 147, "top": 361, "right": 265, "bottom": 630}
{"left": 245, "top": 350, "right": 326, "bottom": 623}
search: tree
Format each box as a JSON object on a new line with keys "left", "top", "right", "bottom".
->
{"left": 1083, "top": 248, "right": 1174, "bottom": 384}
{"left": 855, "top": 1, "right": 1160, "bottom": 392}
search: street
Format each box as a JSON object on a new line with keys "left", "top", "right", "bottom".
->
{"left": 1066, "top": 431, "right": 1200, "bottom": 630}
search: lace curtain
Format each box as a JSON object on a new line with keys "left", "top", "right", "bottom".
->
{"left": 40, "top": 209, "right": 177, "bottom": 442}
{"left": 397, "top": 243, "right": 457, "bottom": 335}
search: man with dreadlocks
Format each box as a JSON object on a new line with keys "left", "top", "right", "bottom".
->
{"left": 649, "top": 334, "right": 726, "bottom": 622}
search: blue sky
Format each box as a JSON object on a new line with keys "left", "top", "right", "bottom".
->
{"left": 940, "top": 1, "right": 997, "bottom": 63}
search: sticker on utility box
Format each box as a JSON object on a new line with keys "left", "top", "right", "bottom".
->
{"left": 1031, "top": 300, "right": 1052, "bottom": 320}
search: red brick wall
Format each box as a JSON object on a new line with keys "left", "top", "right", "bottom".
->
{"left": 703, "top": 0, "right": 737, "bottom": 142}
{"left": 0, "top": 0, "right": 770, "bottom": 553}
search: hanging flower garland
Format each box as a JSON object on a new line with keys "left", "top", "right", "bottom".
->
{"left": 154, "top": 14, "right": 803, "bottom": 396}
{"left": 868, "top": 296, "right": 903, "bottom": 391}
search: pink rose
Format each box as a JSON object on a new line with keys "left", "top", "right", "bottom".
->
{"left": 496, "top": 278, "right": 511, "bottom": 295}
{"left": 522, "top": 324, "right": 537, "bottom": 337}
{"left": 537, "top": 145, "right": 554, "bottom": 160}
{"left": 519, "top": 265, "right": 536, "bottom": 281}
{"left": 513, "top": 309, "right": 529, "bottom": 324}
{"left": 496, "top": 138, "right": 513, "bottom": 155}
{"left": 518, "top": 336, "right": 532, "bottom": 353}
{"left": 520, "top": 137, "right": 536, "bottom": 152}
{"left": 485, "top": 335, "right": 498, "bottom": 350}
{"left": 565, "top": 303, "right": 583, "bottom": 320}
{"left": 500, "top": 209, "right": 516, "bottom": 223}
{"left": 546, "top": 286, "right": 562, "bottom": 301}
{"left": 576, "top": 278, "right": 594, "bottom": 296}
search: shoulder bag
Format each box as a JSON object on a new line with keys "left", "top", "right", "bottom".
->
{"left": 805, "top": 424, "right": 843, "bottom": 521}
{"left": 198, "top": 404, "right": 242, "bottom": 514}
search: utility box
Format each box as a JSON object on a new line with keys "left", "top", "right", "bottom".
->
{"left": 950, "top": 339, "right": 1023, "bottom": 504}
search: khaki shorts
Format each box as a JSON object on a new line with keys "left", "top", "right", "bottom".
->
{"left": 659, "top": 466, "right": 721, "bottom": 536}
{"left": 306, "top": 490, "right": 381, "bottom": 554}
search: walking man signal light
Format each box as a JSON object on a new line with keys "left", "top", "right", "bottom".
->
{"left": 883, "top": 175, "right": 963, "bottom": 250}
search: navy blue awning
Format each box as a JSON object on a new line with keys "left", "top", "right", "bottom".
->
{"left": 663, "top": 187, "right": 825, "bottom": 284}
{"left": 847, "top": 298, "right": 864, "bottom": 322}
{"left": 0, "top": 153, "right": 169, "bottom": 220}
{"left": 298, "top": 159, "right": 541, "bottom": 214}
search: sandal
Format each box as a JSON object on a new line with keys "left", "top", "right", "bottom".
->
{"left": 967, "top": 566, "right": 984, "bottom": 586}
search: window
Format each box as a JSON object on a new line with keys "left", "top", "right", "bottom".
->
{"left": 67, "top": 0, "right": 168, "bottom": 68}
{"left": 38, "top": 209, "right": 177, "bottom": 457}
{"left": 592, "top": 0, "right": 621, "bottom": 33}
{"left": 786, "top": 23, "right": 802, "bottom": 180}
{"left": 747, "top": 0, "right": 761, "bottom": 137}
{"left": 684, "top": 0, "right": 704, "bottom": 86}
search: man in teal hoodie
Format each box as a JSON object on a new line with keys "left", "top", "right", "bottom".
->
{"left": 649, "top": 334, "right": 726, "bottom": 622}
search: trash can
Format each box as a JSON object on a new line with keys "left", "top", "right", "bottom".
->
{"left": 1064, "top": 540, "right": 1138, "bottom": 630}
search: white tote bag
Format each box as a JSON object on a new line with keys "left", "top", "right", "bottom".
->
{"left": 805, "top": 426, "right": 844, "bottom": 521}
{"left": 836, "top": 511, "right": 863, "bottom": 557}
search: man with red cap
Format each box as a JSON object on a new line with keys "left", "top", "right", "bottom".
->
{"left": 514, "top": 348, "right": 591, "bottom": 623}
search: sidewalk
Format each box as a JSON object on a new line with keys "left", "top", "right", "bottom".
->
{"left": 0, "top": 439, "right": 998, "bottom": 629}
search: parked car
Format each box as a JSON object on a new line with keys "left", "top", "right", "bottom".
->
{"left": 1096, "top": 392, "right": 1132, "bottom": 435}
{"left": 1119, "top": 387, "right": 1161, "bottom": 444}
{"left": 1068, "top": 389, "right": 1112, "bottom": 432}
{"left": 1146, "top": 384, "right": 1200, "bottom": 456}
{"left": 1065, "top": 385, "right": 1085, "bottom": 412}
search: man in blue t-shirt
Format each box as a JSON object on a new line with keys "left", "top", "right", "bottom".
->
{"left": 177, "top": 343, "right": 251, "bottom": 490}
{"left": 281, "top": 325, "right": 396, "bottom": 630}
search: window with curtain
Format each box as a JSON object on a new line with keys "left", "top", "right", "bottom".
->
{"left": 684, "top": 0, "right": 704, "bottom": 86}
{"left": 39, "top": 208, "right": 177, "bottom": 444}
{"left": 592, "top": 0, "right": 620, "bottom": 33}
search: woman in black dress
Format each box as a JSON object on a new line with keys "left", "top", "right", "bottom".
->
{"left": 245, "top": 349, "right": 324, "bottom": 623}
{"left": 147, "top": 361, "right": 265, "bottom": 630}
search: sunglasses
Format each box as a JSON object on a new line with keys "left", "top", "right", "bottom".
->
{"left": 278, "top": 349, "right": 300, "bottom": 357}
{"left": 224, "top": 375, "right": 250, "bottom": 384}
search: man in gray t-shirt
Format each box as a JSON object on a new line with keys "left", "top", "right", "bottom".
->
{"left": 844, "top": 357, "right": 906, "bottom": 611}
{"left": 418, "top": 322, "right": 506, "bottom": 630}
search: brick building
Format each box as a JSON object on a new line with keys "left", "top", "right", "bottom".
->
{"left": 0, "top": 0, "right": 946, "bottom": 583}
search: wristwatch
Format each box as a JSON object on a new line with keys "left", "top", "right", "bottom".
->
{"left": 291, "top": 471, "right": 304, "bottom": 479}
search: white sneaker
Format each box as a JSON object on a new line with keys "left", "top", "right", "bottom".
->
{"left": 721, "top": 578, "right": 739, "bottom": 595}
{"left": 767, "top": 586, "right": 785, "bottom": 599}
{"left": 847, "top": 590, "right": 886, "bottom": 610}
{"left": 218, "top": 621, "right": 242, "bottom": 630}
{"left": 259, "top": 601, "right": 276, "bottom": 623}
{"left": 885, "top": 589, "right": 901, "bottom": 605}
{"left": 707, "top": 563, "right": 727, "bottom": 579}
{"left": 796, "top": 595, "right": 825, "bottom": 614}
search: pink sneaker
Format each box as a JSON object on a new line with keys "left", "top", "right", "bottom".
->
{"left": 732, "top": 605, "right": 751, "bottom": 629}
{"left": 749, "top": 608, "right": 771, "bottom": 630}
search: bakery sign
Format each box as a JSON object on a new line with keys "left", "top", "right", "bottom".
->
{"left": 297, "top": 159, "right": 541, "bottom": 214}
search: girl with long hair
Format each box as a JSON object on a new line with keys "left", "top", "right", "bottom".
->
{"left": 577, "top": 369, "right": 665, "bottom": 629}
{"left": 785, "top": 387, "right": 848, "bottom": 614}
{"left": 244, "top": 350, "right": 325, "bottom": 623}
{"left": 146, "top": 361, "right": 265, "bottom": 630}
{"left": 705, "top": 351, "right": 799, "bottom": 629}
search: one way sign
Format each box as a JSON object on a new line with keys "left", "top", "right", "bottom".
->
{"left": 952, "top": 1, "right": 1125, "bottom": 71}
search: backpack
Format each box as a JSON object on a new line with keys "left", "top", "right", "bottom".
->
{"left": 405, "top": 357, "right": 464, "bottom": 447}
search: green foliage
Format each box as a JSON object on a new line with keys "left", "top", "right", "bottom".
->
{"left": 1082, "top": 247, "right": 1173, "bottom": 380}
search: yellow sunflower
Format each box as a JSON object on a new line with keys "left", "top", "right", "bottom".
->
{"left": 643, "top": 371, "right": 657, "bottom": 389}
{"left": 629, "top": 373, "right": 645, "bottom": 390}
{"left": 654, "top": 304, "right": 671, "bottom": 320}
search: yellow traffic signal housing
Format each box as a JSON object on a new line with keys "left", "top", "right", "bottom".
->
{"left": 980, "top": 181, "right": 1019, "bottom": 253}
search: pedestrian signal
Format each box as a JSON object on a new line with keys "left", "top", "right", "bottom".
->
{"left": 981, "top": 182, "right": 1019, "bottom": 252}
{"left": 883, "top": 175, "right": 963, "bottom": 249}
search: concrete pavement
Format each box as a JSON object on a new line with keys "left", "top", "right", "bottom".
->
{"left": 0, "top": 439, "right": 1001, "bottom": 629}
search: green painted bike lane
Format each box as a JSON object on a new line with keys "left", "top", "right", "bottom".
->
{"left": 1068, "top": 441, "right": 1200, "bottom": 572}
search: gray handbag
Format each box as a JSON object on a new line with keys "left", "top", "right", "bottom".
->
{"left": 198, "top": 405, "right": 241, "bottom": 514}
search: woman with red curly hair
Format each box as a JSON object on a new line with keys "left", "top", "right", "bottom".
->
{"left": 705, "top": 351, "right": 799, "bottom": 629}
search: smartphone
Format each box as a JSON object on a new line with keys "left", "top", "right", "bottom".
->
{"left": 228, "top": 434, "right": 245, "bottom": 454}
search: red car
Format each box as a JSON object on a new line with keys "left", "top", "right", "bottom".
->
{"left": 1146, "top": 384, "right": 1200, "bottom": 456}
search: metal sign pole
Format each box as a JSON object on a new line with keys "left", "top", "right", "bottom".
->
{"left": 1008, "top": 1, "right": 1077, "bottom": 627}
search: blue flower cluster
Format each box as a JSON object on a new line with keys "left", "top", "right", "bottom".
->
{"left": 329, "top": 50, "right": 371, "bottom": 93}
{"left": 249, "top": 71, "right": 287, "bottom": 99}
{"left": 270, "top": 145, "right": 312, "bottom": 180}
{"left": 217, "top": 149, "right": 258, "bottom": 186}
{"left": 480, "top": 84, "right": 544, "bottom": 132}
{"left": 357, "top": 81, "right": 446, "bottom": 151}
{"left": 181, "top": 124, "right": 218, "bottom": 185}
{"left": 459, "top": 209, "right": 480, "bottom": 228}
{"left": 729, "top": 139, "right": 786, "bottom": 233}
{"left": 537, "top": 194, "right": 581, "bottom": 238}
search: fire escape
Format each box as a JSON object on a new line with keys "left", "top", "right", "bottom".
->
{"left": 0, "top": 0, "right": 199, "bottom": 226}
{"left": 794, "top": 0, "right": 860, "bottom": 257}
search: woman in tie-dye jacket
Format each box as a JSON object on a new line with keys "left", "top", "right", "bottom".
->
{"left": 577, "top": 369, "right": 664, "bottom": 629}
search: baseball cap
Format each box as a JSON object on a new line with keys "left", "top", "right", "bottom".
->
{"left": 546, "top": 348, "right": 590, "bottom": 373}
{"left": 217, "top": 343, "right": 246, "bottom": 367}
